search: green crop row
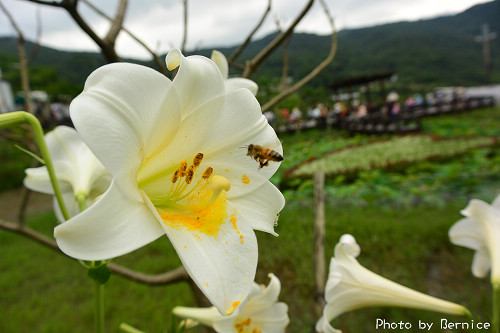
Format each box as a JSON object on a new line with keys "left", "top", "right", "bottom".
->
{"left": 291, "top": 135, "right": 496, "bottom": 177}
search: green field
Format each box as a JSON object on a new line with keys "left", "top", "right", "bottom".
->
{"left": 1, "top": 107, "right": 500, "bottom": 332}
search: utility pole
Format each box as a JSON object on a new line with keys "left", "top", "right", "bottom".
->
{"left": 475, "top": 23, "right": 496, "bottom": 84}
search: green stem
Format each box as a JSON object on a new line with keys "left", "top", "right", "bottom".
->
{"left": 0, "top": 111, "right": 70, "bottom": 220}
{"left": 76, "top": 192, "right": 88, "bottom": 213}
{"left": 94, "top": 280, "right": 105, "bottom": 333}
{"left": 493, "top": 283, "right": 500, "bottom": 333}
{"left": 119, "top": 323, "right": 145, "bottom": 333}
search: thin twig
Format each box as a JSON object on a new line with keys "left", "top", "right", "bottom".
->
{"left": 26, "top": 0, "right": 122, "bottom": 62}
{"left": 261, "top": 0, "right": 337, "bottom": 111}
{"left": 23, "top": 0, "right": 63, "bottom": 7}
{"left": 27, "top": 7, "right": 42, "bottom": 64}
{"left": 103, "top": 0, "right": 128, "bottom": 47}
{"left": 80, "top": 0, "right": 166, "bottom": 74}
{"left": 275, "top": 16, "right": 291, "bottom": 92}
{"left": 242, "top": 0, "right": 314, "bottom": 78}
{"left": 228, "top": 0, "right": 271, "bottom": 64}
{"left": 0, "top": 219, "right": 190, "bottom": 285}
{"left": 180, "top": 0, "right": 188, "bottom": 54}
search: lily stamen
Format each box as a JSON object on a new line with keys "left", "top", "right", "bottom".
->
{"left": 202, "top": 167, "right": 213, "bottom": 179}
{"left": 171, "top": 169, "right": 180, "bottom": 184}
{"left": 179, "top": 160, "right": 188, "bottom": 177}
{"left": 193, "top": 153, "right": 204, "bottom": 169}
{"left": 185, "top": 165, "right": 195, "bottom": 184}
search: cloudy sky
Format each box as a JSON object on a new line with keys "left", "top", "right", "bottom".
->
{"left": 0, "top": 0, "right": 492, "bottom": 59}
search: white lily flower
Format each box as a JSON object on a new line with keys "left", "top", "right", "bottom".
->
{"left": 173, "top": 273, "right": 289, "bottom": 332}
{"left": 316, "top": 234, "right": 470, "bottom": 333}
{"left": 211, "top": 50, "right": 259, "bottom": 95}
{"left": 449, "top": 196, "right": 500, "bottom": 284}
{"left": 53, "top": 49, "right": 285, "bottom": 315}
{"left": 23, "top": 125, "right": 111, "bottom": 220}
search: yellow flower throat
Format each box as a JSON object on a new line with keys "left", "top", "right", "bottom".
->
{"left": 146, "top": 153, "right": 232, "bottom": 237}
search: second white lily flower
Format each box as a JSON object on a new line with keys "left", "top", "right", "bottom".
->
{"left": 316, "top": 234, "right": 470, "bottom": 333}
{"left": 24, "top": 125, "right": 111, "bottom": 220}
{"left": 173, "top": 273, "right": 289, "bottom": 332}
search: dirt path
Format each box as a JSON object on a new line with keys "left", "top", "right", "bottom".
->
{"left": 0, "top": 187, "right": 53, "bottom": 222}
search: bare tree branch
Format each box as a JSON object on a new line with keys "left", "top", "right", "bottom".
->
{"left": 24, "top": 0, "right": 64, "bottom": 7}
{"left": 80, "top": 0, "right": 166, "bottom": 74}
{"left": 27, "top": 7, "right": 42, "bottom": 64}
{"left": 180, "top": 0, "right": 188, "bottom": 54}
{"left": 103, "top": 0, "right": 127, "bottom": 47}
{"left": 261, "top": 0, "right": 337, "bottom": 111}
{"left": 0, "top": 0, "right": 32, "bottom": 113}
{"left": 228, "top": 0, "right": 271, "bottom": 64}
{"left": 0, "top": 218, "right": 190, "bottom": 285}
{"left": 108, "top": 263, "right": 189, "bottom": 285}
{"left": 242, "top": 0, "right": 314, "bottom": 78}
{"left": 25, "top": 0, "right": 122, "bottom": 63}
{"left": 274, "top": 16, "right": 291, "bottom": 92}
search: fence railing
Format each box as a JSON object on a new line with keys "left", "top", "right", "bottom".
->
{"left": 276, "top": 95, "right": 496, "bottom": 135}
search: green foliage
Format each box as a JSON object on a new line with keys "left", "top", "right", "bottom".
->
{"left": 0, "top": 131, "right": 34, "bottom": 191}
{"left": 291, "top": 135, "right": 496, "bottom": 177}
{"left": 0, "top": 212, "right": 194, "bottom": 333}
{"left": 87, "top": 264, "right": 111, "bottom": 285}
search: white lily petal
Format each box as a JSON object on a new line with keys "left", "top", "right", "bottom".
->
{"left": 316, "top": 307, "right": 343, "bottom": 333}
{"left": 248, "top": 303, "right": 289, "bottom": 331}
{"left": 226, "top": 78, "right": 259, "bottom": 95}
{"left": 53, "top": 192, "right": 80, "bottom": 222}
{"left": 211, "top": 50, "right": 229, "bottom": 79}
{"left": 70, "top": 62, "right": 180, "bottom": 193}
{"left": 24, "top": 164, "right": 71, "bottom": 195}
{"left": 169, "top": 49, "right": 225, "bottom": 119}
{"left": 172, "top": 306, "right": 221, "bottom": 328}
{"left": 231, "top": 182, "right": 284, "bottom": 236}
{"left": 472, "top": 249, "right": 491, "bottom": 278}
{"left": 142, "top": 194, "right": 257, "bottom": 314}
{"left": 338, "top": 234, "right": 360, "bottom": 257}
{"left": 241, "top": 273, "right": 283, "bottom": 318}
{"left": 167, "top": 214, "right": 257, "bottom": 314}
{"left": 54, "top": 181, "right": 165, "bottom": 260}
{"left": 449, "top": 217, "right": 486, "bottom": 250}
{"left": 211, "top": 50, "right": 258, "bottom": 95}
{"left": 181, "top": 89, "right": 281, "bottom": 195}
{"left": 43, "top": 125, "right": 85, "bottom": 162}
{"left": 139, "top": 89, "right": 282, "bottom": 198}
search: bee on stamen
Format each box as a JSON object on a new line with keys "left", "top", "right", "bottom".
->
{"left": 243, "top": 144, "right": 283, "bottom": 169}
